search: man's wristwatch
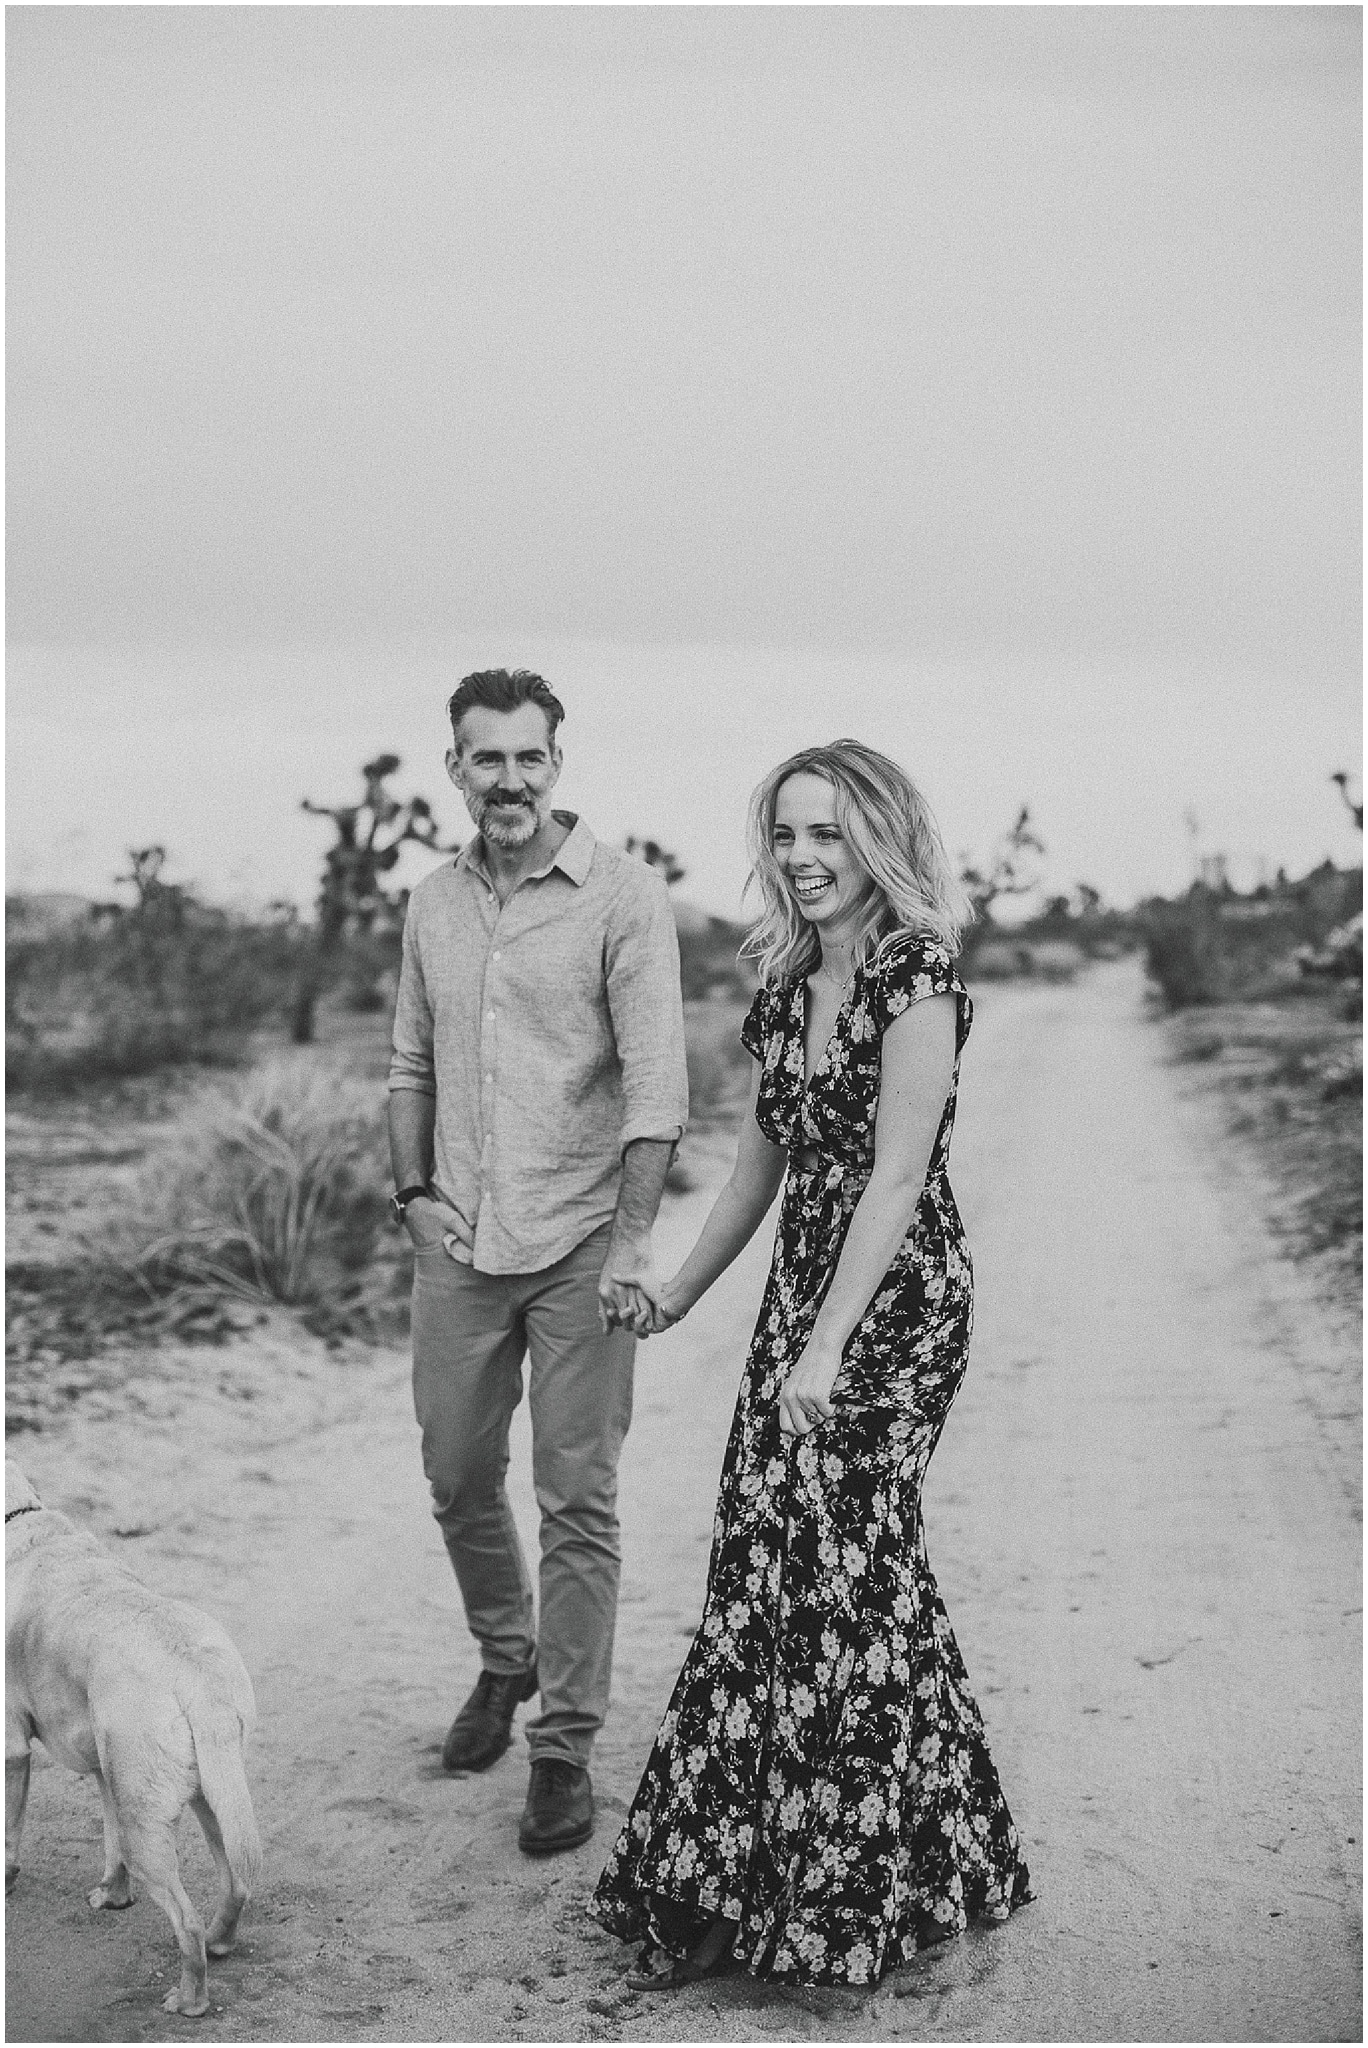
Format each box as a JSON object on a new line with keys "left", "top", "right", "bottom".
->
{"left": 389, "top": 1184, "right": 431, "bottom": 1228}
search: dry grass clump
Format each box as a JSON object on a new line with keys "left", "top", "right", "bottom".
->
{"left": 90, "top": 1057, "right": 400, "bottom": 1338}
{"left": 1168, "top": 993, "right": 1361, "bottom": 1307}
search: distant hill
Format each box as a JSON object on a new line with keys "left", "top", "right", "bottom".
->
{"left": 670, "top": 895, "right": 742, "bottom": 938}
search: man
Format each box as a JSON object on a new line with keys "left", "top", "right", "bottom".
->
{"left": 388, "top": 668, "right": 687, "bottom": 1856}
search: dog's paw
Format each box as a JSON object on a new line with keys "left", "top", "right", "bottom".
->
{"left": 162, "top": 1987, "right": 209, "bottom": 2018}
{"left": 206, "top": 1934, "right": 237, "bottom": 1958}
{"left": 88, "top": 1881, "right": 134, "bottom": 1911}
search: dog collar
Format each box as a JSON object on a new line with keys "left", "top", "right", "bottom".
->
{"left": 5, "top": 1503, "right": 39, "bottom": 1522}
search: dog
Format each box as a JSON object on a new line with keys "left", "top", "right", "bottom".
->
{"left": 6, "top": 1460, "right": 263, "bottom": 2017}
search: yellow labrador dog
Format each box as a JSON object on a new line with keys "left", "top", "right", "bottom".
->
{"left": 5, "top": 1461, "right": 262, "bottom": 2017}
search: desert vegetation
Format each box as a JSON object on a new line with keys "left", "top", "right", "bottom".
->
{"left": 1139, "top": 862, "right": 1361, "bottom": 1014}
{"left": 7, "top": 778, "right": 1360, "bottom": 1395}
{"left": 6, "top": 850, "right": 307, "bottom": 1090}
{"left": 1136, "top": 781, "right": 1362, "bottom": 1308}
{"left": 5, "top": 810, "right": 759, "bottom": 1386}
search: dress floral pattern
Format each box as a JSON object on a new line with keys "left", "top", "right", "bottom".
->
{"left": 589, "top": 934, "right": 1032, "bottom": 1987}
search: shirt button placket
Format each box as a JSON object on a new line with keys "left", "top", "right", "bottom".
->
{"left": 483, "top": 938, "right": 501, "bottom": 1196}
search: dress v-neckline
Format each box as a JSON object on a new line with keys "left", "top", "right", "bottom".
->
{"left": 796, "top": 970, "right": 858, "bottom": 1093}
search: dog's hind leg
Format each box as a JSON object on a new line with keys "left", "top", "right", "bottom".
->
{"left": 5, "top": 1741, "right": 31, "bottom": 1894}
{"left": 88, "top": 1771, "right": 135, "bottom": 1911}
{"left": 192, "top": 1793, "right": 247, "bottom": 1957}
{"left": 122, "top": 1813, "right": 209, "bottom": 2018}
{"left": 108, "top": 1754, "right": 209, "bottom": 2020}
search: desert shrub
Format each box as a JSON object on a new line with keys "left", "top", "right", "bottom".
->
{"left": 88, "top": 1057, "right": 400, "bottom": 1337}
{"left": 1141, "top": 867, "right": 1363, "bottom": 1011}
{"left": 6, "top": 907, "right": 307, "bottom": 1089}
{"left": 1142, "top": 904, "right": 1227, "bottom": 1009}
{"left": 683, "top": 998, "right": 754, "bottom": 1126}
{"left": 1028, "top": 939, "right": 1086, "bottom": 982}
{"left": 1172, "top": 1030, "right": 1225, "bottom": 1064}
{"left": 964, "top": 937, "right": 1086, "bottom": 982}
{"left": 966, "top": 939, "right": 1035, "bottom": 981}
{"left": 676, "top": 915, "right": 754, "bottom": 1002}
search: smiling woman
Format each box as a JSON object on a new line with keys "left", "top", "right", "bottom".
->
{"left": 590, "top": 740, "right": 1032, "bottom": 1989}
{"left": 746, "top": 738, "right": 970, "bottom": 979}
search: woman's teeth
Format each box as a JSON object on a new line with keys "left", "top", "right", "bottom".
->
{"left": 794, "top": 876, "right": 833, "bottom": 900}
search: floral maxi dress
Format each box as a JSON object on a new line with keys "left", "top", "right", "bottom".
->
{"left": 589, "top": 936, "right": 1032, "bottom": 1987}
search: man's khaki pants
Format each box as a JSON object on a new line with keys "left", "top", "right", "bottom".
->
{"left": 411, "top": 1221, "right": 635, "bottom": 1769}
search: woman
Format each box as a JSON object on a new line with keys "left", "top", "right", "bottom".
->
{"left": 589, "top": 739, "right": 1032, "bottom": 1990}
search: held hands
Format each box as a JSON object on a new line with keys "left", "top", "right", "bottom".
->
{"left": 778, "top": 1334, "right": 841, "bottom": 1439}
{"left": 597, "top": 1245, "right": 688, "bottom": 1339}
{"left": 405, "top": 1195, "right": 476, "bottom": 1265}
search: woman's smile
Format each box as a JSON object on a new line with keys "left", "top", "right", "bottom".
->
{"left": 793, "top": 871, "right": 835, "bottom": 905}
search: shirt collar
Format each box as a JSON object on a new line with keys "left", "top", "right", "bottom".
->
{"left": 456, "top": 811, "right": 596, "bottom": 889}
{"left": 547, "top": 813, "right": 595, "bottom": 885}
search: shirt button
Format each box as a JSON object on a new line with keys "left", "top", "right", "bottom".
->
{"left": 492, "top": 950, "right": 501, "bottom": 961}
{"left": 485, "top": 1074, "right": 493, "bottom": 1086}
{"left": 487, "top": 1010, "right": 496, "bottom": 1021}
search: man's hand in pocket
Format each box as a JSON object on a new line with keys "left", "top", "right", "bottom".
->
{"left": 406, "top": 1195, "right": 475, "bottom": 1264}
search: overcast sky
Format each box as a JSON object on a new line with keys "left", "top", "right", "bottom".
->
{"left": 8, "top": 6, "right": 1361, "bottom": 915}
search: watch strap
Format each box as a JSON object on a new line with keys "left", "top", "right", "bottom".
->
{"left": 392, "top": 1183, "right": 431, "bottom": 1212}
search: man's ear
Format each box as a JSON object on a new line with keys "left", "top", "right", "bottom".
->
{"left": 444, "top": 745, "right": 465, "bottom": 791}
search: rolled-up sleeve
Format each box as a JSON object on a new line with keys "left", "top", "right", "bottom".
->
{"left": 605, "top": 871, "right": 689, "bottom": 1152}
{"left": 388, "top": 904, "right": 438, "bottom": 1096}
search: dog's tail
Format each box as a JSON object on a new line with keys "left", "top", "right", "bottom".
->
{"left": 188, "top": 1700, "right": 263, "bottom": 1899}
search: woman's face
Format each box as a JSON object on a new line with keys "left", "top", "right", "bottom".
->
{"left": 771, "top": 772, "right": 872, "bottom": 936}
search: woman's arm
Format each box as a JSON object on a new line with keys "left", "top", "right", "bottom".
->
{"left": 653, "top": 1058, "right": 788, "bottom": 1324}
{"left": 778, "top": 991, "right": 956, "bottom": 1437}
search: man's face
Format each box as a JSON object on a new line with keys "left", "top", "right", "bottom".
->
{"left": 447, "top": 702, "right": 562, "bottom": 850}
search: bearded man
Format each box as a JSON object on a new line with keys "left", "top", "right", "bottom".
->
{"left": 388, "top": 668, "right": 688, "bottom": 1855}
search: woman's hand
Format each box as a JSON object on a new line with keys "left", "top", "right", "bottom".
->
{"left": 778, "top": 1335, "right": 842, "bottom": 1438}
{"left": 632, "top": 1274, "right": 689, "bottom": 1337}
{"left": 650, "top": 1281, "right": 690, "bottom": 1334}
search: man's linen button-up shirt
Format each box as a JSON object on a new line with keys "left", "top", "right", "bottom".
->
{"left": 388, "top": 813, "right": 689, "bottom": 1275}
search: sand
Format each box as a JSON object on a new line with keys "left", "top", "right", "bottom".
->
{"left": 5, "top": 959, "right": 1361, "bottom": 2042}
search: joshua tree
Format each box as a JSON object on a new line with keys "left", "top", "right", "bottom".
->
{"left": 293, "top": 755, "right": 457, "bottom": 1042}
{"left": 625, "top": 836, "right": 687, "bottom": 887}
{"left": 1331, "top": 771, "right": 1363, "bottom": 832}
{"left": 108, "top": 846, "right": 197, "bottom": 928}
{"left": 959, "top": 806, "right": 1046, "bottom": 926}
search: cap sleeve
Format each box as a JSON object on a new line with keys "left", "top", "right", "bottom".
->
{"left": 869, "top": 935, "right": 972, "bottom": 1049}
{"left": 740, "top": 982, "right": 773, "bottom": 1061}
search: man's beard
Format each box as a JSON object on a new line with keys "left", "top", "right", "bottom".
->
{"left": 475, "top": 792, "right": 541, "bottom": 848}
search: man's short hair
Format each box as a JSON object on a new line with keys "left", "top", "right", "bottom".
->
{"left": 447, "top": 669, "right": 565, "bottom": 751}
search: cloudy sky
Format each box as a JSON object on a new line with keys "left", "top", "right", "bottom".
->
{"left": 8, "top": 6, "right": 1361, "bottom": 915}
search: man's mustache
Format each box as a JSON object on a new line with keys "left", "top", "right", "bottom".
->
{"left": 481, "top": 791, "right": 534, "bottom": 810}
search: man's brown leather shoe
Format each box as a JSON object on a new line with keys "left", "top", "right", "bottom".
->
{"left": 442, "top": 1665, "right": 539, "bottom": 1773}
{"left": 518, "top": 1759, "right": 594, "bottom": 1854}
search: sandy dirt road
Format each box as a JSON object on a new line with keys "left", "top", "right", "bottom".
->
{"left": 6, "top": 959, "right": 1360, "bottom": 2043}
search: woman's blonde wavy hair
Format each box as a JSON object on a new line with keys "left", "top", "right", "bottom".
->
{"left": 741, "top": 739, "right": 973, "bottom": 986}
